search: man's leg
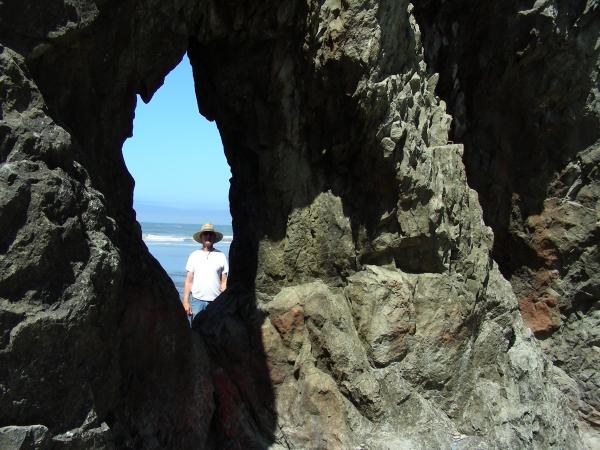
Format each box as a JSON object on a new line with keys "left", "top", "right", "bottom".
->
{"left": 189, "top": 298, "right": 210, "bottom": 326}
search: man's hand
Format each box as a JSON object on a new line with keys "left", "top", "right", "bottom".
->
{"left": 183, "top": 300, "right": 192, "bottom": 316}
{"left": 220, "top": 274, "right": 228, "bottom": 293}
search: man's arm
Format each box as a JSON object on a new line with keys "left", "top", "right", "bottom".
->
{"left": 220, "top": 273, "right": 227, "bottom": 293}
{"left": 183, "top": 271, "right": 193, "bottom": 315}
{"left": 221, "top": 253, "right": 229, "bottom": 293}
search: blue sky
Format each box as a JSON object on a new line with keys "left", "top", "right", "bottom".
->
{"left": 123, "top": 54, "right": 232, "bottom": 225}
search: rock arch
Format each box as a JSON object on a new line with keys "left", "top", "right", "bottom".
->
{"left": 0, "top": 0, "right": 592, "bottom": 448}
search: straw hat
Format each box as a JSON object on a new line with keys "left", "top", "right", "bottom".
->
{"left": 192, "top": 223, "right": 224, "bottom": 243}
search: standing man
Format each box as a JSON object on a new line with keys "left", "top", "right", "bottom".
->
{"left": 182, "top": 223, "right": 228, "bottom": 325}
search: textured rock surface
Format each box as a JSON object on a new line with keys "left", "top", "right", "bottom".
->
{"left": 0, "top": 2, "right": 214, "bottom": 448}
{"left": 0, "top": 0, "right": 595, "bottom": 449}
{"left": 413, "top": 0, "right": 600, "bottom": 432}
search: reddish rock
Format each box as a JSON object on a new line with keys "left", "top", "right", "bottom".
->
{"left": 518, "top": 296, "right": 561, "bottom": 337}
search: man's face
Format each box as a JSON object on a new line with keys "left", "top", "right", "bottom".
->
{"left": 200, "top": 231, "right": 215, "bottom": 248}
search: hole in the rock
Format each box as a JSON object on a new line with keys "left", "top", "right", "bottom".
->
{"left": 123, "top": 54, "right": 232, "bottom": 297}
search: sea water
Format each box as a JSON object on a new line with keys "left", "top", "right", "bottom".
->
{"left": 140, "top": 222, "right": 232, "bottom": 296}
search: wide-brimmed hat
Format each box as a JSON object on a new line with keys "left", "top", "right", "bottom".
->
{"left": 193, "top": 223, "right": 223, "bottom": 243}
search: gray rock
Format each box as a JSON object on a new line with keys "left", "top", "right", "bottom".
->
{"left": 0, "top": 0, "right": 595, "bottom": 448}
{"left": 0, "top": 426, "right": 50, "bottom": 450}
{"left": 413, "top": 0, "right": 600, "bottom": 430}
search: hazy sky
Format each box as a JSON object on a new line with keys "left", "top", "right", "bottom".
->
{"left": 123, "top": 54, "right": 232, "bottom": 225}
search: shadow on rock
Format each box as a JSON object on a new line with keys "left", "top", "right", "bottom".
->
{"left": 193, "top": 288, "right": 276, "bottom": 449}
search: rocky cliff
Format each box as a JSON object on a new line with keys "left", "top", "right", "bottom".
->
{"left": 0, "top": 0, "right": 596, "bottom": 449}
{"left": 413, "top": 0, "right": 600, "bottom": 433}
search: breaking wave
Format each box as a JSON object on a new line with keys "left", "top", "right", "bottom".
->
{"left": 143, "top": 234, "right": 233, "bottom": 244}
{"left": 144, "top": 234, "right": 187, "bottom": 242}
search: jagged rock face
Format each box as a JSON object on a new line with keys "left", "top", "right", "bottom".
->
{"left": 413, "top": 0, "right": 600, "bottom": 430}
{"left": 0, "top": 1, "right": 593, "bottom": 449}
{"left": 0, "top": 1, "right": 213, "bottom": 448}
{"left": 191, "top": 1, "right": 586, "bottom": 447}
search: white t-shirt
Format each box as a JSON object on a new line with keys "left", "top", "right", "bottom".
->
{"left": 185, "top": 249, "right": 229, "bottom": 301}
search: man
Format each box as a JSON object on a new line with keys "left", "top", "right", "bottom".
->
{"left": 182, "top": 223, "right": 228, "bottom": 325}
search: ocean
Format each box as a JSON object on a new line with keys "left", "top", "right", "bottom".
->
{"left": 140, "top": 222, "right": 232, "bottom": 296}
